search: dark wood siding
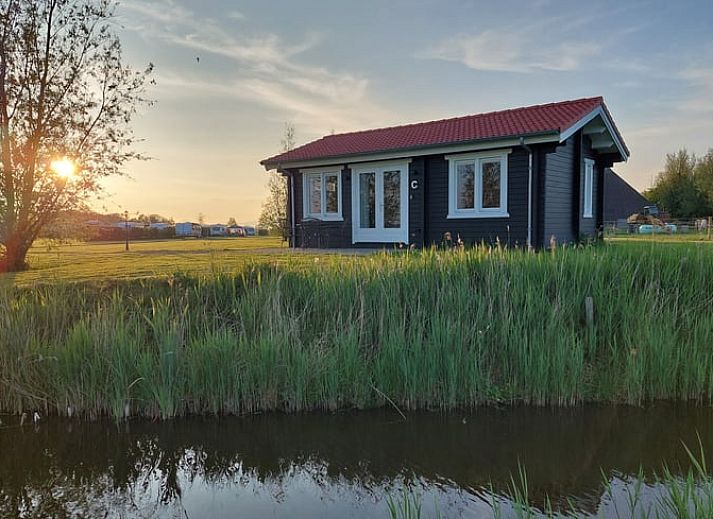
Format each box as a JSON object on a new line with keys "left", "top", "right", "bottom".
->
{"left": 542, "top": 137, "right": 576, "bottom": 246}
{"left": 423, "top": 147, "right": 529, "bottom": 247}
{"left": 579, "top": 135, "right": 600, "bottom": 239}
{"left": 283, "top": 134, "right": 613, "bottom": 249}
{"left": 409, "top": 158, "right": 426, "bottom": 247}
{"left": 539, "top": 132, "right": 606, "bottom": 247}
{"left": 288, "top": 166, "right": 353, "bottom": 248}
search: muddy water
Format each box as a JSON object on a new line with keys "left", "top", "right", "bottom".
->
{"left": 1, "top": 404, "right": 712, "bottom": 518}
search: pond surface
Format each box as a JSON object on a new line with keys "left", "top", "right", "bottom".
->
{"left": 1, "top": 404, "right": 712, "bottom": 518}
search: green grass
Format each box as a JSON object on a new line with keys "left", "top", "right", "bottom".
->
{"left": 1, "top": 239, "right": 713, "bottom": 418}
{"left": 2, "top": 236, "right": 315, "bottom": 285}
{"left": 4, "top": 234, "right": 711, "bottom": 286}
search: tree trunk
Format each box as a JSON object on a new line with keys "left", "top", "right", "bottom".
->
{"left": 0, "top": 234, "right": 31, "bottom": 272}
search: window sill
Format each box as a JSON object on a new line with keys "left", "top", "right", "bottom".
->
{"left": 582, "top": 214, "right": 593, "bottom": 219}
{"left": 447, "top": 212, "right": 510, "bottom": 219}
{"left": 304, "top": 215, "right": 344, "bottom": 222}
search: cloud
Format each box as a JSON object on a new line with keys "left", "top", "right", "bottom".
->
{"left": 678, "top": 66, "right": 713, "bottom": 114}
{"left": 416, "top": 5, "right": 651, "bottom": 75}
{"left": 119, "top": 0, "right": 394, "bottom": 135}
{"left": 226, "top": 10, "right": 245, "bottom": 21}
{"left": 419, "top": 25, "right": 601, "bottom": 73}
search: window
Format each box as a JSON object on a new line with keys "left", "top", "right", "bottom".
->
{"left": 302, "top": 169, "right": 342, "bottom": 220}
{"left": 583, "top": 159, "right": 594, "bottom": 218}
{"left": 446, "top": 150, "right": 510, "bottom": 218}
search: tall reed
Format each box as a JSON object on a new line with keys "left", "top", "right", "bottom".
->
{"left": 1, "top": 242, "right": 712, "bottom": 418}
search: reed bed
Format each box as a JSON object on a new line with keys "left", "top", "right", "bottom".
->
{"left": 1, "top": 242, "right": 712, "bottom": 418}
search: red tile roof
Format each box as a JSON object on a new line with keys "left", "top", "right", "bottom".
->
{"left": 261, "top": 97, "right": 626, "bottom": 168}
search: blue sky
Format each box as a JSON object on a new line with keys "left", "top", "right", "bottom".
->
{"left": 106, "top": 0, "right": 713, "bottom": 223}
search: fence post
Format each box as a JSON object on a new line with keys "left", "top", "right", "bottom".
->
{"left": 708, "top": 216, "right": 712, "bottom": 241}
{"left": 585, "top": 296, "right": 594, "bottom": 329}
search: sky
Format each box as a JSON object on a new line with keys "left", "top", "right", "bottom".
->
{"left": 103, "top": 0, "right": 713, "bottom": 224}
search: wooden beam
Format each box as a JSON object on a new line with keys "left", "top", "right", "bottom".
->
{"left": 583, "top": 123, "right": 607, "bottom": 135}
{"left": 590, "top": 133, "right": 614, "bottom": 149}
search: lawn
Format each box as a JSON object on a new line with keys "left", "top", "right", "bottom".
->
{"left": 1, "top": 236, "right": 341, "bottom": 285}
{"left": 3, "top": 233, "right": 712, "bottom": 287}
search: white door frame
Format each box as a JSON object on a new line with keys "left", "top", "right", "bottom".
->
{"left": 350, "top": 159, "right": 410, "bottom": 244}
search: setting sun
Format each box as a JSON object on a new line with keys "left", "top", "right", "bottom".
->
{"left": 50, "top": 157, "right": 76, "bottom": 178}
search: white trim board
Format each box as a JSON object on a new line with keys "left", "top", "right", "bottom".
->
{"left": 560, "top": 106, "right": 629, "bottom": 161}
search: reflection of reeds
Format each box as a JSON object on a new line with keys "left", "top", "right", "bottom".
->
{"left": 493, "top": 440, "right": 713, "bottom": 519}
{"left": 392, "top": 443, "right": 713, "bottom": 519}
{"left": 1, "top": 242, "right": 713, "bottom": 419}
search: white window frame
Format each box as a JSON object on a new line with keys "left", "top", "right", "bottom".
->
{"left": 349, "top": 159, "right": 410, "bottom": 244}
{"left": 301, "top": 167, "right": 343, "bottom": 221}
{"left": 446, "top": 149, "right": 510, "bottom": 219}
{"left": 583, "top": 158, "right": 594, "bottom": 219}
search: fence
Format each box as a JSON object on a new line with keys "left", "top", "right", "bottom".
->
{"left": 604, "top": 217, "right": 713, "bottom": 239}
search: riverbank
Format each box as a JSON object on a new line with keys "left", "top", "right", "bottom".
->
{"left": 1, "top": 242, "right": 712, "bottom": 418}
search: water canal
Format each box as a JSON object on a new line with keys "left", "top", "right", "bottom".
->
{"left": 1, "top": 403, "right": 712, "bottom": 518}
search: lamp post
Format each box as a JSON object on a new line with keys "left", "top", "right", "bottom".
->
{"left": 124, "top": 210, "right": 130, "bottom": 251}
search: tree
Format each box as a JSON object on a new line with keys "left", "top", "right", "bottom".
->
{"left": 0, "top": 0, "right": 153, "bottom": 272}
{"left": 644, "top": 149, "right": 711, "bottom": 218}
{"left": 137, "top": 213, "right": 172, "bottom": 224}
{"left": 197, "top": 212, "right": 206, "bottom": 226}
{"left": 227, "top": 216, "right": 237, "bottom": 226}
{"left": 257, "top": 123, "right": 292, "bottom": 232}
{"left": 694, "top": 148, "right": 713, "bottom": 210}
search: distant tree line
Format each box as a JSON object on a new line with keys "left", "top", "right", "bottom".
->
{"left": 644, "top": 149, "right": 713, "bottom": 218}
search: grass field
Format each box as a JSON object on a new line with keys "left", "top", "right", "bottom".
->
{"left": 2, "top": 236, "right": 713, "bottom": 418}
{"left": 3, "top": 233, "right": 712, "bottom": 286}
{"left": 2, "top": 236, "right": 326, "bottom": 285}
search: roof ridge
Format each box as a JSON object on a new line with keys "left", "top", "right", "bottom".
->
{"left": 321, "top": 96, "right": 604, "bottom": 140}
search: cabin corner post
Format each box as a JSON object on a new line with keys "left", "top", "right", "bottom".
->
{"left": 573, "top": 131, "right": 583, "bottom": 242}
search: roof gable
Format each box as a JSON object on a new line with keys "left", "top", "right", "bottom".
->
{"left": 261, "top": 97, "right": 628, "bottom": 169}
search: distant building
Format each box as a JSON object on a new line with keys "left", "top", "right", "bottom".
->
{"left": 209, "top": 224, "right": 228, "bottom": 236}
{"left": 84, "top": 219, "right": 105, "bottom": 226}
{"left": 603, "top": 169, "right": 649, "bottom": 223}
{"left": 175, "top": 222, "right": 202, "bottom": 237}
{"left": 149, "top": 222, "right": 171, "bottom": 230}
{"left": 113, "top": 221, "right": 146, "bottom": 229}
{"left": 227, "top": 225, "right": 246, "bottom": 236}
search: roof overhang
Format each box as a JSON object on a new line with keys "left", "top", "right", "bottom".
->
{"left": 263, "top": 104, "right": 629, "bottom": 170}
{"left": 262, "top": 132, "right": 559, "bottom": 171}
{"left": 559, "top": 105, "right": 629, "bottom": 162}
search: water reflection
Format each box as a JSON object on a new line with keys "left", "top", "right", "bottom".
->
{"left": 1, "top": 404, "right": 712, "bottom": 518}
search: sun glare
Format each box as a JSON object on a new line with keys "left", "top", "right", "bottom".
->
{"left": 50, "top": 157, "right": 76, "bottom": 179}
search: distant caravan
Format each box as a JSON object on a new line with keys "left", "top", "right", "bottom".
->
{"left": 175, "top": 222, "right": 202, "bottom": 238}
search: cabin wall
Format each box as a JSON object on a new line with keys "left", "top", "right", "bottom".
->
{"left": 288, "top": 167, "right": 353, "bottom": 248}
{"left": 408, "top": 158, "right": 426, "bottom": 247}
{"left": 423, "top": 147, "right": 530, "bottom": 247}
{"left": 579, "top": 135, "right": 600, "bottom": 239}
{"left": 540, "top": 132, "right": 605, "bottom": 247}
{"left": 284, "top": 136, "right": 610, "bottom": 249}
{"left": 542, "top": 137, "right": 576, "bottom": 247}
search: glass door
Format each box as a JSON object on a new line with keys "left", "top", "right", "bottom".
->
{"left": 352, "top": 161, "right": 408, "bottom": 243}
